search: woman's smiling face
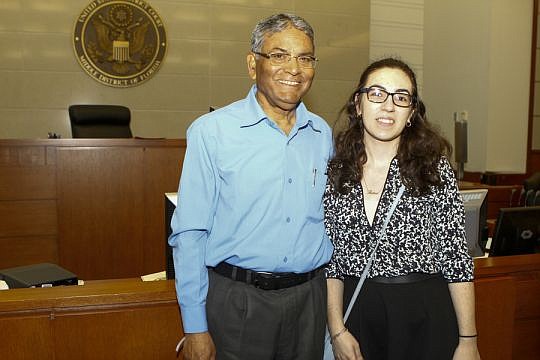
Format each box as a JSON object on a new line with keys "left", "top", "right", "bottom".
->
{"left": 356, "top": 67, "right": 414, "bottom": 145}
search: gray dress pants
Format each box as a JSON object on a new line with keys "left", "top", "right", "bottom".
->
{"left": 206, "top": 269, "right": 327, "bottom": 360}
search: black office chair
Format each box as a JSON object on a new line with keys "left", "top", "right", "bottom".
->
{"left": 525, "top": 189, "right": 536, "bottom": 206}
{"left": 535, "top": 190, "right": 540, "bottom": 206}
{"left": 505, "top": 185, "right": 524, "bottom": 207}
{"left": 522, "top": 172, "right": 540, "bottom": 206}
{"left": 517, "top": 187, "right": 526, "bottom": 207}
{"left": 69, "top": 105, "right": 133, "bottom": 138}
{"left": 524, "top": 172, "right": 540, "bottom": 189}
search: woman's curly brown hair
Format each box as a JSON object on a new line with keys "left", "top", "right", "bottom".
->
{"left": 329, "top": 58, "right": 452, "bottom": 196}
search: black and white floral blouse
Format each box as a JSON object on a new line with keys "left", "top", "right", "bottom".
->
{"left": 324, "top": 157, "right": 474, "bottom": 283}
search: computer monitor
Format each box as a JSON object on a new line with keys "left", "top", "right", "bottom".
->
{"left": 489, "top": 206, "right": 540, "bottom": 256}
{"left": 164, "top": 193, "right": 177, "bottom": 280}
{"left": 459, "top": 189, "right": 489, "bottom": 257}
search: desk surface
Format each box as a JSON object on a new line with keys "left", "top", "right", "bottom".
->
{"left": 0, "top": 253, "right": 538, "bottom": 311}
{"left": 1, "top": 253, "right": 538, "bottom": 305}
{"left": 474, "top": 252, "right": 540, "bottom": 276}
{"left": 0, "top": 278, "right": 177, "bottom": 313}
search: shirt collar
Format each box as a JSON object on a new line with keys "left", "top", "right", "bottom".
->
{"left": 241, "top": 85, "right": 320, "bottom": 133}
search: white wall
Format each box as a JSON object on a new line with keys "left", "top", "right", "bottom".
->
{"left": 486, "top": 0, "right": 532, "bottom": 172}
{"left": 1, "top": 0, "right": 534, "bottom": 174}
{"left": 424, "top": 0, "right": 532, "bottom": 173}
{"left": 0, "top": 0, "right": 370, "bottom": 139}
{"left": 370, "top": 0, "right": 424, "bottom": 92}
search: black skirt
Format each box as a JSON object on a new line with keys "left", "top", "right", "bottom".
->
{"left": 343, "top": 273, "right": 459, "bottom": 360}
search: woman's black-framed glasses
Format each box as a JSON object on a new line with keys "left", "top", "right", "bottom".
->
{"left": 253, "top": 51, "right": 318, "bottom": 69}
{"left": 359, "top": 87, "right": 414, "bottom": 108}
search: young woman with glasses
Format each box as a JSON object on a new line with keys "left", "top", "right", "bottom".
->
{"left": 324, "top": 58, "right": 481, "bottom": 360}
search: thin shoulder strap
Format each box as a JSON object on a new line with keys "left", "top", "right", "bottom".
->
{"left": 343, "top": 185, "right": 405, "bottom": 322}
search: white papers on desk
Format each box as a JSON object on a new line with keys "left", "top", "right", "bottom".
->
{"left": 141, "top": 271, "right": 166, "bottom": 281}
{"left": 474, "top": 237, "right": 492, "bottom": 259}
{"left": 165, "top": 193, "right": 177, "bottom": 206}
{"left": 0, "top": 280, "right": 8, "bottom": 290}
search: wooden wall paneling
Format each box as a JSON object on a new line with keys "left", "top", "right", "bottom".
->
{"left": 514, "top": 271, "right": 540, "bottom": 319}
{"left": 512, "top": 271, "right": 540, "bottom": 360}
{"left": 0, "top": 166, "right": 56, "bottom": 200}
{"left": 141, "top": 146, "right": 185, "bottom": 274}
{"left": 474, "top": 276, "right": 516, "bottom": 360}
{"left": 0, "top": 199, "right": 58, "bottom": 270}
{"left": 0, "top": 145, "right": 45, "bottom": 166}
{"left": 52, "top": 305, "right": 183, "bottom": 360}
{"left": 480, "top": 173, "right": 528, "bottom": 186}
{"left": 0, "top": 314, "right": 55, "bottom": 360}
{"left": 464, "top": 172, "right": 528, "bottom": 189}
{"left": 56, "top": 147, "right": 145, "bottom": 280}
{"left": 512, "top": 319, "right": 540, "bottom": 360}
{"left": 0, "top": 236, "right": 58, "bottom": 269}
{"left": 0, "top": 278, "right": 184, "bottom": 360}
{"left": 475, "top": 254, "right": 540, "bottom": 359}
{"left": 0, "top": 139, "right": 186, "bottom": 279}
{"left": 0, "top": 144, "right": 58, "bottom": 270}
{"left": 1, "top": 252, "right": 538, "bottom": 360}
{"left": 528, "top": 152, "right": 540, "bottom": 172}
{"left": 0, "top": 199, "right": 58, "bottom": 269}
{"left": 0, "top": 200, "right": 57, "bottom": 237}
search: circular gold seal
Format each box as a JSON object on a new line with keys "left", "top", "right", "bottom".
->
{"left": 73, "top": 0, "right": 167, "bottom": 88}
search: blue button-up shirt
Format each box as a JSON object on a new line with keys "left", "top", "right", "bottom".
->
{"left": 168, "top": 86, "right": 334, "bottom": 333}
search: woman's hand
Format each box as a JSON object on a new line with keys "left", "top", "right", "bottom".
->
{"left": 332, "top": 331, "right": 363, "bottom": 360}
{"left": 452, "top": 337, "right": 481, "bottom": 360}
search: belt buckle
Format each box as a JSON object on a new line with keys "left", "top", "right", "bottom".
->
{"left": 253, "top": 273, "right": 276, "bottom": 290}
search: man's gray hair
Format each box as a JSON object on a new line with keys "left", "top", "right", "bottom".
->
{"left": 250, "top": 13, "right": 314, "bottom": 53}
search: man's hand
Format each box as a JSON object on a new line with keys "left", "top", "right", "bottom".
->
{"left": 183, "top": 332, "right": 216, "bottom": 360}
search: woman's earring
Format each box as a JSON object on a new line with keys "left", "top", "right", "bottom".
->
{"left": 406, "top": 119, "right": 412, "bottom": 127}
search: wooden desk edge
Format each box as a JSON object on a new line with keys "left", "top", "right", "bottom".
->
{"left": 0, "top": 278, "right": 178, "bottom": 314}
{"left": 0, "top": 138, "right": 187, "bottom": 148}
{"left": 3, "top": 254, "right": 539, "bottom": 312}
{"left": 474, "top": 253, "right": 540, "bottom": 277}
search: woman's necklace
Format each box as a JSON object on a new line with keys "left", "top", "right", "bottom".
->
{"left": 362, "top": 177, "right": 383, "bottom": 195}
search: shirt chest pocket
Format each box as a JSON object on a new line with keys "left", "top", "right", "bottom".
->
{"left": 305, "top": 165, "right": 327, "bottom": 215}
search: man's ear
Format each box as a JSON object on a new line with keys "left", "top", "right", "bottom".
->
{"left": 247, "top": 53, "right": 257, "bottom": 80}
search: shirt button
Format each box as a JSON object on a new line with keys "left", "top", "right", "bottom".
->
{"left": 288, "top": 178, "right": 292, "bottom": 184}
{"left": 286, "top": 217, "right": 291, "bottom": 223}
{"left": 283, "top": 257, "right": 288, "bottom": 263}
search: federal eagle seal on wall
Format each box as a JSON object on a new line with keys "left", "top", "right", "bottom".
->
{"left": 73, "top": 0, "right": 167, "bottom": 88}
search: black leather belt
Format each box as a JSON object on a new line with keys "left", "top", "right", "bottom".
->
{"left": 212, "top": 262, "right": 322, "bottom": 290}
{"left": 369, "top": 272, "right": 440, "bottom": 284}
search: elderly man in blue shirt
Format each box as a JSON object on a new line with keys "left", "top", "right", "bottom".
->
{"left": 169, "top": 13, "right": 333, "bottom": 360}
